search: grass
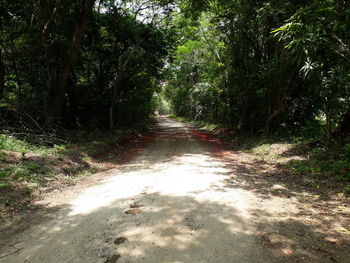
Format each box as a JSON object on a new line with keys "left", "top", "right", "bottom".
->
{"left": 252, "top": 141, "right": 350, "bottom": 193}
{"left": 173, "top": 114, "right": 350, "bottom": 194}
{"left": 0, "top": 125, "right": 151, "bottom": 220}
{"left": 0, "top": 134, "right": 62, "bottom": 156}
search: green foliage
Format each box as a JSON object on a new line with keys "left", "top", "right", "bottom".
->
{"left": 0, "top": 183, "right": 11, "bottom": 189}
{"left": 289, "top": 140, "right": 350, "bottom": 190}
{"left": 344, "top": 185, "right": 350, "bottom": 195}
{"left": 272, "top": 0, "right": 350, "bottom": 137}
{"left": 0, "top": 134, "right": 64, "bottom": 156}
{"left": 0, "top": 0, "right": 174, "bottom": 130}
{"left": 12, "top": 166, "right": 31, "bottom": 181}
{"left": 153, "top": 92, "right": 172, "bottom": 115}
{"left": 0, "top": 169, "right": 11, "bottom": 178}
{"left": 0, "top": 134, "right": 30, "bottom": 153}
{"left": 164, "top": 0, "right": 350, "bottom": 140}
{"left": 3, "top": 0, "right": 349, "bottom": 136}
{"left": 164, "top": 13, "right": 230, "bottom": 123}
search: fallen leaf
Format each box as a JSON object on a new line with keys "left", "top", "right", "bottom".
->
{"left": 282, "top": 248, "right": 293, "bottom": 255}
{"left": 124, "top": 208, "right": 142, "bottom": 215}
{"left": 105, "top": 254, "right": 121, "bottom": 263}
{"left": 339, "top": 227, "right": 349, "bottom": 233}
{"left": 114, "top": 237, "right": 127, "bottom": 245}
{"left": 130, "top": 203, "right": 143, "bottom": 208}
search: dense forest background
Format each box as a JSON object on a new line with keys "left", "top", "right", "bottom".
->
{"left": 1, "top": 0, "right": 175, "bottom": 131}
{"left": 164, "top": 0, "right": 350, "bottom": 139}
{"left": 1, "top": 0, "right": 350, "bottom": 138}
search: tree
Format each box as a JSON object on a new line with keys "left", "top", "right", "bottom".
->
{"left": 46, "top": 0, "right": 96, "bottom": 126}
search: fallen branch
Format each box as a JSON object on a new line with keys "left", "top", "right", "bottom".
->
{"left": 25, "top": 112, "right": 46, "bottom": 135}
{"left": 0, "top": 248, "right": 23, "bottom": 259}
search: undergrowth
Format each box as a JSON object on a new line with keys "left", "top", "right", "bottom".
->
{"left": 0, "top": 123, "right": 151, "bottom": 220}
{"left": 172, "top": 115, "right": 350, "bottom": 194}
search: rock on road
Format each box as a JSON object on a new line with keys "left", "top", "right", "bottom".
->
{"left": 0, "top": 117, "right": 333, "bottom": 263}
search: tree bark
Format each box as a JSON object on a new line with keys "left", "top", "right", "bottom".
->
{"left": 333, "top": 109, "right": 350, "bottom": 137}
{"left": 108, "top": 52, "right": 134, "bottom": 130}
{"left": 265, "top": 103, "right": 285, "bottom": 134}
{"left": 47, "top": 0, "right": 95, "bottom": 125}
{"left": 109, "top": 82, "right": 118, "bottom": 130}
{"left": 0, "top": 50, "right": 5, "bottom": 100}
{"left": 109, "top": 74, "right": 124, "bottom": 130}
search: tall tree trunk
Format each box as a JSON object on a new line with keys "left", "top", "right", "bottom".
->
{"left": 108, "top": 52, "right": 133, "bottom": 130}
{"left": 109, "top": 84, "right": 118, "bottom": 130}
{"left": 333, "top": 109, "right": 350, "bottom": 137}
{"left": 47, "top": 0, "right": 95, "bottom": 126}
{"left": 109, "top": 77, "right": 123, "bottom": 130}
{"left": 38, "top": 0, "right": 60, "bottom": 111}
{"left": 265, "top": 84, "right": 287, "bottom": 134}
{"left": 0, "top": 50, "right": 5, "bottom": 100}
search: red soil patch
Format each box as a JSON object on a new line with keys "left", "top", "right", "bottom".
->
{"left": 114, "top": 131, "right": 159, "bottom": 166}
{"left": 191, "top": 130, "right": 235, "bottom": 160}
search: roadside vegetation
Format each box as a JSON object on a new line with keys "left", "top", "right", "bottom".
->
{"left": 1, "top": 0, "right": 171, "bottom": 219}
{"left": 170, "top": 115, "right": 350, "bottom": 195}
{"left": 0, "top": 125, "right": 152, "bottom": 223}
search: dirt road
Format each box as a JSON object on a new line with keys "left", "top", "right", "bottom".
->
{"left": 0, "top": 117, "right": 349, "bottom": 262}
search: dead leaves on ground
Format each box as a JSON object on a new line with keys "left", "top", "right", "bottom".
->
{"left": 104, "top": 254, "right": 121, "bottom": 263}
{"left": 114, "top": 237, "right": 127, "bottom": 245}
{"left": 124, "top": 202, "right": 144, "bottom": 214}
{"left": 124, "top": 208, "right": 142, "bottom": 215}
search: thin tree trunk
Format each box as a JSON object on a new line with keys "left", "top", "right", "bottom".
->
{"left": 325, "top": 96, "right": 331, "bottom": 141}
{"left": 109, "top": 79, "right": 123, "bottom": 130}
{"left": 0, "top": 50, "right": 5, "bottom": 100}
{"left": 10, "top": 41, "right": 22, "bottom": 106}
{"left": 109, "top": 84, "right": 118, "bottom": 130}
{"left": 109, "top": 104, "right": 114, "bottom": 130}
{"left": 108, "top": 52, "right": 134, "bottom": 130}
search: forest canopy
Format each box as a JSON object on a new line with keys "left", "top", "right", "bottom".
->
{"left": 0, "top": 0, "right": 174, "bottom": 130}
{"left": 165, "top": 0, "right": 350, "bottom": 138}
{"left": 0, "top": 0, "right": 349, "bottom": 138}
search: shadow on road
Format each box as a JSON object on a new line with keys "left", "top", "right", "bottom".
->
{"left": 1, "top": 117, "right": 349, "bottom": 263}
